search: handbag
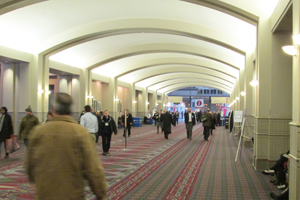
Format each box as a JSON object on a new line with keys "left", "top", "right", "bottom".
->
{"left": 10, "top": 136, "right": 20, "bottom": 153}
{"left": 5, "top": 138, "right": 12, "bottom": 153}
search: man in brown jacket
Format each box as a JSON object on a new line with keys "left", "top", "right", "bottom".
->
{"left": 26, "top": 93, "right": 107, "bottom": 200}
{"left": 19, "top": 106, "right": 39, "bottom": 147}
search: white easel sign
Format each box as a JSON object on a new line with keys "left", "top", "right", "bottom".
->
{"left": 234, "top": 111, "right": 243, "bottom": 123}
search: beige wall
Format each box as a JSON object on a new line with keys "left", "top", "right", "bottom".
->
{"left": 118, "top": 86, "right": 129, "bottom": 112}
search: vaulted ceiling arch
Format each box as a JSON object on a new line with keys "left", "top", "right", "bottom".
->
{"left": 161, "top": 83, "right": 231, "bottom": 94}
{"left": 148, "top": 78, "right": 233, "bottom": 91}
{"left": 137, "top": 73, "right": 234, "bottom": 89}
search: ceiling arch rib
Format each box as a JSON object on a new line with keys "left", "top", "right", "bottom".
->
{"left": 50, "top": 36, "right": 245, "bottom": 70}
{"left": 147, "top": 78, "right": 233, "bottom": 91}
{"left": 118, "top": 66, "right": 236, "bottom": 85}
{"left": 151, "top": 80, "right": 232, "bottom": 93}
{"left": 160, "top": 83, "right": 231, "bottom": 94}
{"left": 136, "top": 73, "right": 234, "bottom": 89}
{"left": 41, "top": 16, "right": 255, "bottom": 56}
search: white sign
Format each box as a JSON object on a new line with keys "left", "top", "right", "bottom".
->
{"left": 234, "top": 110, "right": 243, "bottom": 123}
{"left": 195, "top": 99, "right": 204, "bottom": 108}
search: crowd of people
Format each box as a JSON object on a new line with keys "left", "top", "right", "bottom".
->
{"left": 0, "top": 93, "right": 226, "bottom": 199}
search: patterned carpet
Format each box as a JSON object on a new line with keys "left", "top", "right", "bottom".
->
{"left": 0, "top": 122, "right": 279, "bottom": 199}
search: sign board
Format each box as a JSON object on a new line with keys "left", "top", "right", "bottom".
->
{"left": 167, "top": 96, "right": 183, "bottom": 103}
{"left": 234, "top": 110, "right": 243, "bottom": 123}
{"left": 195, "top": 99, "right": 204, "bottom": 108}
{"left": 211, "top": 97, "right": 229, "bottom": 104}
{"left": 156, "top": 100, "right": 162, "bottom": 103}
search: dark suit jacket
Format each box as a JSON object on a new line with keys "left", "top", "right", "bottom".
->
{"left": 122, "top": 113, "right": 133, "bottom": 127}
{"left": 0, "top": 113, "right": 13, "bottom": 140}
{"left": 184, "top": 112, "right": 196, "bottom": 125}
{"left": 162, "top": 112, "right": 172, "bottom": 134}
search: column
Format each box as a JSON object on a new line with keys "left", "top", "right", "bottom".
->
{"left": 128, "top": 83, "right": 135, "bottom": 116}
{"left": 289, "top": 1, "right": 300, "bottom": 198}
{"left": 143, "top": 87, "right": 148, "bottom": 117}
{"left": 254, "top": 17, "right": 292, "bottom": 170}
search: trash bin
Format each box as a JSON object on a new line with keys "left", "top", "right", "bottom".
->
{"left": 133, "top": 117, "right": 142, "bottom": 127}
{"left": 146, "top": 118, "right": 153, "bottom": 124}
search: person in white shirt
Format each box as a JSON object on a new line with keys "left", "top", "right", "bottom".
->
{"left": 80, "top": 105, "right": 98, "bottom": 142}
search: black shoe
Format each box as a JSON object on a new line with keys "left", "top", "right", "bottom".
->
{"left": 270, "top": 179, "right": 277, "bottom": 183}
{"left": 270, "top": 192, "right": 276, "bottom": 199}
{"left": 102, "top": 152, "right": 107, "bottom": 156}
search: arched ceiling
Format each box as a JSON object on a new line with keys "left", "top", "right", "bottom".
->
{"left": 0, "top": 0, "right": 280, "bottom": 95}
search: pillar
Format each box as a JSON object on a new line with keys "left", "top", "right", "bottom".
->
{"left": 289, "top": 1, "right": 300, "bottom": 198}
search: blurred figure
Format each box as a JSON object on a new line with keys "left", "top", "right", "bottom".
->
{"left": 19, "top": 106, "right": 39, "bottom": 147}
{"left": 118, "top": 114, "right": 123, "bottom": 129}
{"left": 78, "top": 109, "right": 84, "bottom": 124}
{"left": 202, "top": 108, "right": 213, "bottom": 141}
{"left": 80, "top": 105, "right": 98, "bottom": 142}
{"left": 162, "top": 111, "right": 172, "bottom": 139}
{"left": 155, "top": 111, "right": 163, "bottom": 134}
{"left": 26, "top": 93, "right": 107, "bottom": 199}
{"left": 122, "top": 109, "right": 133, "bottom": 137}
{"left": 45, "top": 111, "right": 53, "bottom": 123}
{"left": 184, "top": 108, "right": 196, "bottom": 140}
{"left": 0, "top": 107, "right": 13, "bottom": 158}
{"left": 99, "top": 110, "right": 117, "bottom": 156}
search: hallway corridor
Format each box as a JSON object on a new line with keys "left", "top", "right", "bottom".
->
{"left": 0, "top": 122, "right": 277, "bottom": 199}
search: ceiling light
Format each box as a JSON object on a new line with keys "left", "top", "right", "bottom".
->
{"left": 233, "top": 100, "right": 237, "bottom": 103}
{"left": 250, "top": 80, "right": 259, "bottom": 87}
{"left": 241, "top": 91, "right": 246, "bottom": 96}
{"left": 282, "top": 45, "right": 298, "bottom": 56}
{"left": 236, "top": 97, "right": 240, "bottom": 100}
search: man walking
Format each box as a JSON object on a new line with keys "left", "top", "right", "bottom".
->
{"left": 26, "top": 93, "right": 107, "bottom": 199}
{"left": 184, "top": 107, "right": 196, "bottom": 140}
{"left": 122, "top": 109, "right": 133, "bottom": 137}
{"left": 202, "top": 108, "right": 213, "bottom": 141}
{"left": 19, "top": 106, "right": 39, "bottom": 147}
{"left": 162, "top": 111, "right": 172, "bottom": 139}
{"left": 0, "top": 107, "right": 13, "bottom": 158}
{"left": 80, "top": 105, "right": 98, "bottom": 142}
{"left": 99, "top": 110, "right": 117, "bottom": 156}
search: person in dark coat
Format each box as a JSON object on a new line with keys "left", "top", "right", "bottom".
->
{"left": 211, "top": 112, "right": 216, "bottom": 135}
{"left": 122, "top": 109, "right": 133, "bottom": 137}
{"left": 162, "top": 111, "right": 172, "bottom": 139}
{"left": 0, "top": 107, "right": 13, "bottom": 158}
{"left": 202, "top": 108, "right": 213, "bottom": 141}
{"left": 99, "top": 110, "right": 117, "bottom": 156}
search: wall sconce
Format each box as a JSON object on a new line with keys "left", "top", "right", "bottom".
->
{"left": 282, "top": 45, "right": 298, "bottom": 56}
{"left": 114, "top": 98, "right": 119, "bottom": 101}
{"left": 46, "top": 91, "right": 51, "bottom": 95}
{"left": 163, "top": 104, "right": 166, "bottom": 106}
{"left": 233, "top": 100, "right": 237, "bottom": 103}
{"left": 155, "top": 103, "right": 158, "bottom": 106}
{"left": 250, "top": 80, "right": 259, "bottom": 87}
{"left": 38, "top": 90, "right": 44, "bottom": 94}
{"left": 86, "top": 95, "right": 93, "bottom": 99}
{"left": 146, "top": 102, "right": 150, "bottom": 105}
{"left": 293, "top": 34, "right": 300, "bottom": 45}
{"left": 236, "top": 97, "right": 240, "bottom": 101}
{"left": 133, "top": 101, "right": 137, "bottom": 103}
{"left": 241, "top": 91, "right": 246, "bottom": 96}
